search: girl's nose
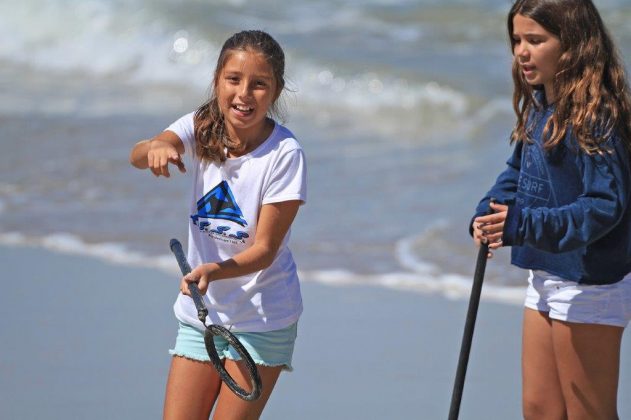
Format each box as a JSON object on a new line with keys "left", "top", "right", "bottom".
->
{"left": 515, "top": 44, "right": 528, "bottom": 60}
{"left": 238, "top": 83, "right": 252, "bottom": 98}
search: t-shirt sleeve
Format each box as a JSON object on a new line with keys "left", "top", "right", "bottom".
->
{"left": 263, "top": 147, "right": 307, "bottom": 205}
{"left": 165, "top": 112, "right": 195, "bottom": 155}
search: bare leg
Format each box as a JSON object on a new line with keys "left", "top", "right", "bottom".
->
{"left": 212, "top": 361, "right": 283, "bottom": 420}
{"left": 163, "top": 356, "right": 222, "bottom": 420}
{"left": 552, "top": 320, "right": 623, "bottom": 420}
{"left": 522, "top": 308, "right": 567, "bottom": 420}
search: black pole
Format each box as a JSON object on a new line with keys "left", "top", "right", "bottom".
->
{"left": 170, "top": 238, "right": 208, "bottom": 323}
{"left": 448, "top": 239, "right": 489, "bottom": 420}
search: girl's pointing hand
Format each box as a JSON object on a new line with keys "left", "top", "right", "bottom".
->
{"left": 147, "top": 140, "right": 186, "bottom": 178}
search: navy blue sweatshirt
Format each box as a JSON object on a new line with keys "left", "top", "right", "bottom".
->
{"left": 473, "top": 101, "right": 631, "bottom": 285}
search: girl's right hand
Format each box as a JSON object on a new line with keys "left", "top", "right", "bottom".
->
{"left": 471, "top": 219, "right": 495, "bottom": 259}
{"left": 472, "top": 202, "right": 508, "bottom": 258}
{"left": 180, "top": 263, "right": 218, "bottom": 296}
{"left": 147, "top": 139, "right": 186, "bottom": 177}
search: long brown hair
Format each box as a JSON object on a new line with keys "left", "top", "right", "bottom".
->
{"left": 508, "top": 0, "right": 631, "bottom": 154}
{"left": 193, "top": 30, "right": 286, "bottom": 162}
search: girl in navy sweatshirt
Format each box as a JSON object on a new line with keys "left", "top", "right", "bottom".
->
{"left": 472, "top": 1, "right": 631, "bottom": 418}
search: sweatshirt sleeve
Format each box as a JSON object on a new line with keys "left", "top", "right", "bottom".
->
{"left": 469, "top": 141, "right": 523, "bottom": 235}
{"left": 503, "top": 138, "right": 630, "bottom": 252}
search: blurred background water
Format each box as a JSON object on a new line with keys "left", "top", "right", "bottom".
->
{"left": 1, "top": 0, "right": 630, "bottom": 303}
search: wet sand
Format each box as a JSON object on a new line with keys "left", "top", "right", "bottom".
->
{"left": 1, "top": 244, "right": 629, "bottom": 419}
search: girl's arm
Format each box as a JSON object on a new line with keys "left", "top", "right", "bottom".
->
{"left": 129, "top": 130, "right": 186, "bottom": 177}
{"left": 180, "top": 200, "right": 301, "bottom": 295}
{"left": 474, "top": 141, "right": 523, "bottom": 216}
{"left": 471, "top": 142, "right": 523, "bottom": 257}
{"left": 503, "top": 139, "right": 630, "bottom": 252}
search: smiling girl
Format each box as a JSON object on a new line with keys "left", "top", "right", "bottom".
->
{"left": 130, "top": 30, "right": 306, "bottom": 419}
{"left": 470, "top": 0, "right": 631, "bottom": 418}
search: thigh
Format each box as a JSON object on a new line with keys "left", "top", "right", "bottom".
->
{"left": 164, "top": 356, "right": 222, "bottom": 420}
{"left": 522, "top": 308, "right": 566, "bottom": 420}
{"left": 551, "top": 320, "right": 623, "bottom": 420}
{"left": 212, "top": 361, "right": 283, "bottom": 420}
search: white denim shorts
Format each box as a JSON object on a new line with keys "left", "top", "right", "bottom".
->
{"left": 524, "top": 270, "right": 631, "bottom": 328}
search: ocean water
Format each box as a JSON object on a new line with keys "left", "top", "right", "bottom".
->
{"left": 2, "top": 0, "right": 631, "bottom": 304}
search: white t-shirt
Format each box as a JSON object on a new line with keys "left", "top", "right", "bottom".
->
{"left": 166, "top": 112, "right": 306, "bottom": 332}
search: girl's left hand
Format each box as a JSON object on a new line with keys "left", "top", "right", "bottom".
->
{"left": 179, "top": 264, "right": 215, "bottom": 296}
{"left": 473, "top": 202, "right": 508, "bottom": 250}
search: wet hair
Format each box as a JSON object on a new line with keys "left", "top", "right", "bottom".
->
{"left": 508, "top": 0, "right": 631, "bottom": 154}
{"left": 193, "top": 30, "right": 286, "bottom": 162}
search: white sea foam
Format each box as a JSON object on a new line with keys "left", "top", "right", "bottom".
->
{"left": 299, "top": 267, "right": 523, "bottom": 305}
{"left": 0, "top": 0, "right": 474, "bottom": 121}
{"left": 0, "top": 232, "right": 179, "bottom": 275}
{"left": 395, "top": 221, "right": 448, "bottom": 275}
{"left": 468, "top": 98, "right": 513, "bottom": 126}
{"left": 291, "top": 62, "right": 470, "bottom": 116}
{"left": 394, "top": 223, "right": 524, "bottom": 304}
{"left": 0, "top": 231, "right": 523, "bottom": 305}
{"left": 0, "top": 1, "right": 219, "bottom": 86}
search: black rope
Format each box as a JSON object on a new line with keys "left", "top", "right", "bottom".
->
{"left": 170, "top": 239, "right": 263, "bottom": 401}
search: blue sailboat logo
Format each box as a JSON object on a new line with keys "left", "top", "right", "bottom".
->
{"left": 193, "top": 181, "right": 247, "bottom": 227}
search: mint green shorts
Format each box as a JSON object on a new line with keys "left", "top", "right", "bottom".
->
{"left": 169, "top": 321, "right": 298, "bottom": 371}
